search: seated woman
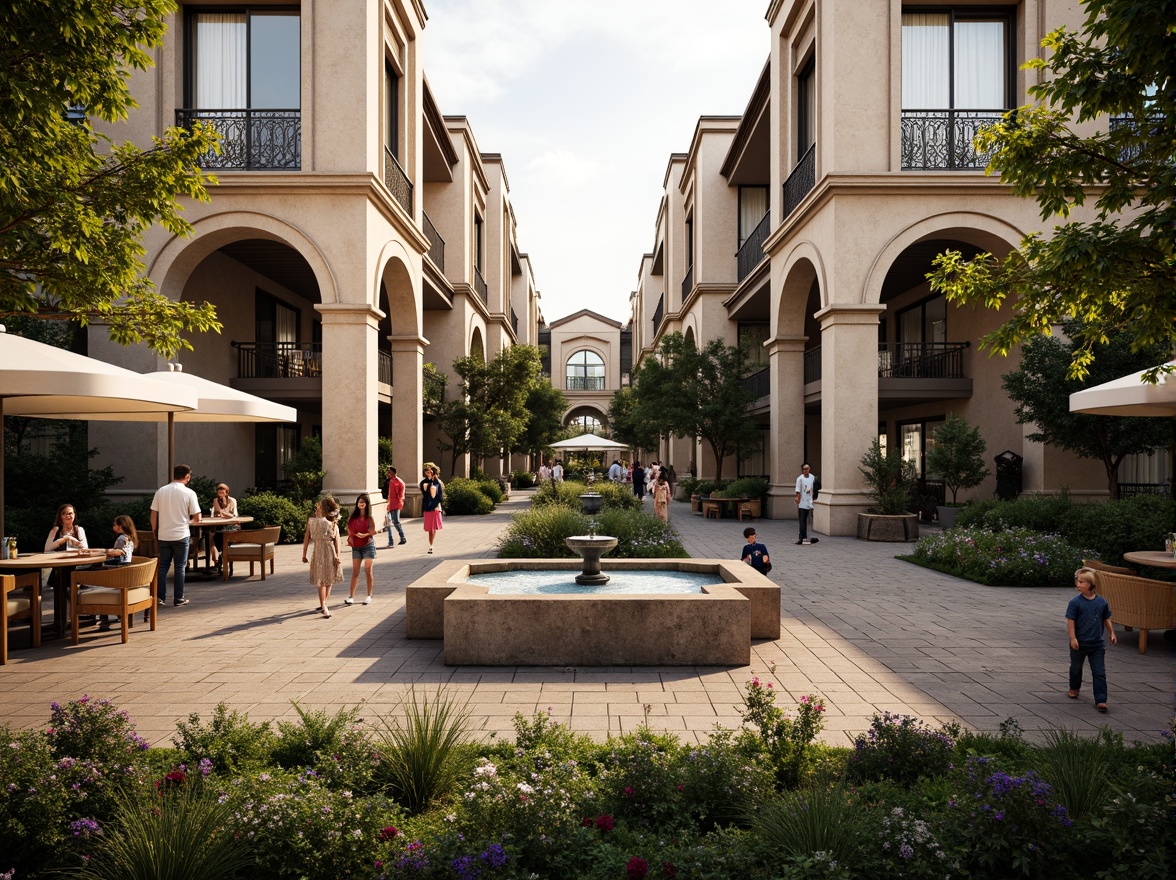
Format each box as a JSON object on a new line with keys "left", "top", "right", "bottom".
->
{"left": 45, "top": 503, "right": 88, "bottom": 552}
{"left": 96, "top": 515, "right": 136, "bottom": 633}
{"left": 209, "top": 483, "right": 239, "bottom": 568}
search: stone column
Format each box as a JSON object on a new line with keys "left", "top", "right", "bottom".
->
{"left": 318, "top": 304, "right": 384, "bottom": 508}
{"left": 813, "top": 304, "right": 884, "bottom": 535}
{"left": 390, "top": 332, "right": 426, "bottom": 517}
{"left": 766, "top": 335, "right": 807, "bottom": 519}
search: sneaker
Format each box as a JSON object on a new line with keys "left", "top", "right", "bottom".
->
{"left": 398, "top": 538, "right": 407, "bottom": 545}
{"left": 363, "top": 596, "right": 372, "bottom": 605}
{"left": 173, "top": 597, "right": 190, "bottom": 607}
{"left": 344, "top": 597, "right": 354, "bottom": 605}
{"left": 809, "top": 538, "right": 819, "bottom": 544}
{"left": 801, "top": 539, "right": 811, "bottom": 545}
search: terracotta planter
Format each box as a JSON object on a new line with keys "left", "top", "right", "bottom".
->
{"left": 857, "top": 512, "right": 920, "bottom": 542}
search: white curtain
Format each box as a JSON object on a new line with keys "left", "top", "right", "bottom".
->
{"left": 902, "top": 13, "right": 949, "bottom": 108}
{"left": 738, "top": 187, "right": 767, "bottom": 245}
{"left": 195, "top": 13, "right": 247, "bottom": 109}
{"left": 954, "top": 20, "right": 1005, "bottom": 109}
{"left": 1121, "top": 449, "right": 1169, "bottom": 485}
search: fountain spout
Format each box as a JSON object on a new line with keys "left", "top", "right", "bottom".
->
{"left": 565, "top": 534, "right": 619, "bottom": 586}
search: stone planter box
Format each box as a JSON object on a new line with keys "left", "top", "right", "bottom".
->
{"left": 857, "top": 512, "right": 920, "bottom": 542}
{"left": 936, "top": 505, "right": 962, "bottom": 528}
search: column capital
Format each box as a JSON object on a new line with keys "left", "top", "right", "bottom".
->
{"left": 314, "top": 303, "right": 385, "bottom": 327}
{"left": 766, "top": 334, "right": 808, "bottom": 356}
{"left": 813, "top": 303, "right": 885, "bottom": 327}
{"left": 388, "top": 333, "right": 429, "bottom": 353}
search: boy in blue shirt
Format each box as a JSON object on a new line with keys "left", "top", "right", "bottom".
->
{"left": 741, "top": 527, "right": 771, "bottom": 574}
{"left": 1065, "top": 567, "right": 1117, "bottom": 713}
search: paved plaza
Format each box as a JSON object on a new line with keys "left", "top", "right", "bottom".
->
{"left": 0, "top": 490, "right": 1171, "bottom": 747}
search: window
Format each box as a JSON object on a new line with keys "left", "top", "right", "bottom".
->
{"left": 738, "top": 323, "right": 770, "bottom": 368}
{"left": 798, "top": 55, "right": 816, "bottom": 156}
{"left": 256, "top": 424, "right": 300, "bottom": 490}
{"left": 566, "top": 351, "right": 606, "bottom": 391}
{"left": 738, "top": 187, "right": 768, "bottom": 247}
{"left": 184, "top": 8, "right": 301, "bottom": 169}
{"left": 255, "top": 291, "right": 300, "bottom": 378}
{"left": 384, "top": 60, "right": 399, "bottom": 160}
{"left": 901, "top": 8, "right": 1011, "bottom": 169}
{"left": 566, "top": 414, "right": 603, "bottom": 435}
{"left": 897, "top": 295, "right": 946, "bottom": 346}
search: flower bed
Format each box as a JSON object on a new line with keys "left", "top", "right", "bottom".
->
{"left": 902, "top": 526, "right": 1089, "bottom": 586}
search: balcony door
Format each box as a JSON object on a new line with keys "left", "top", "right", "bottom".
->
{"left": 566, "top": 351, "right": 605, "bottom": 392}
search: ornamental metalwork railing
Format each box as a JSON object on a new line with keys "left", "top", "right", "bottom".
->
{"left": 473, "top": 267, "right": 488, "bottom": 305}
{"left": 1109, "top": 115, "right": 1164, "bottom": 162}
{"left": 737, "top": 210, "right": 771, "bottom": 281}
{"left": 378, "top": 351, "right": 392, "bottom": 386}
{"left": 1117, "top": 482, "right": 1170, "bottom": 500}
{"left": 234, "top": 342, "right": 321, "bottom": 378}
{"left": 511, "top": 307, "right": 519, "bottom": 335}
{"left": 421, "top": 211, "right": 445, "bottom": 271}
{"left": 176, "top": 109, "right": 301, "bottom": 170}
{"left": 783, "top": 145, "right": 816, "bottom": 217}
{"left": 652, "top": 294, "right": 664, "bottom": 336}
{"left": 803, "top": 347, "right": 822, "bottom": 384}
{"left": 740, "top": 366, "right": 770, "bottom": 399}
{"left": 383, "top": 147, "right": 413, "bottom": 212}
{"left": 681, "top": 264, "right": 694, "bottom": 300}
{"left": 878, "top": 342, "right": 968, "bottom": 378}
{"left": 566, "top": 376, "right": 606, "bottom": 391}
{"left": 900, "top": 110, "right": 1003, "bottom": 170}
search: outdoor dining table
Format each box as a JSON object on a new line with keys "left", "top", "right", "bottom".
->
{"left": 186, "top": 515, "right": 254, "bottom": 579}
{"left": 1122, "top": 551, "right": 1176, "bottom": 570}
{"left": 0, "top": 549, "right": 107, "bottom": 639}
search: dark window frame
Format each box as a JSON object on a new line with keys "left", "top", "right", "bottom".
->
{"left": 900, "top": 5, "right": 1016, "bottom": 113}
{"left": 184, "top": 6, "right": 302, "bottom": 110}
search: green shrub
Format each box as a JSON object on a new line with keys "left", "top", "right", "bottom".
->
{"left": 86, "top": 495, "right": 155, "bottom": 544}
{"left": 595, "top": 507, "right": 687, "bottom": 557}
{"left": 442, "top": 479, "right": 495, "bottom": 515}
{"left": 751, "top": 779, "right": 868, "bottom": 867}
{"left": 845, "top": 712, "right": 957, "bottom": 787}
{"left": 283, "top": 436, "right": 325, "bottom": 504}
{"left": 511, "top": 470, "right": 536, "bottom": 488}
{"left": 1063, "top": 493, "right": 1172, "bottom": 568}
{"left": 272, "top": 703, "right": 379, "bottom": 791}
{"left": 1033, "top": 728, "right": 1115, "bottom": 822}
{"left": 474, "top": 476, "right": 506, "bottom": 504}
{"left": 238, "top": 490, "right": 312, "bottom": 543}
{"left": 532, "top": 479, "right": 641, "bottom": 510}
{"left": 172, "top": 702, "right": 276, "bottom": 775}
{"left": 497, "top": 504, "right": 586, "bottom": 557}
{"left": 859, "top": 438, "right": 917, "bottom": 515}
{"left": 739, "top": 682, "right": 827, "bottom": 790}
{"left": 956, "top": 492, "right": 1076, "bottom": 533}
{"left": 712, "top": 476, "right": 769, "bottom": 499}
{"left": 907, "top": 526, "right": 1087, "bottom": 586}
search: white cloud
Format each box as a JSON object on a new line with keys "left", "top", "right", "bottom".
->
{"left": 526, "top": 150, "right": 604, "bottom": 189}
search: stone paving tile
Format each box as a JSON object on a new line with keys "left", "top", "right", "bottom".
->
{"left": 1, "top": 490, "right": 1171, "bottom": 745}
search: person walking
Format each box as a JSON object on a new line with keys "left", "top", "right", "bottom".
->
{"left": 345, "top": 494, "right": 377, "bottom": 605}
{"left": 552, "top": 460, "right": 565, "bottom": 483}
{"left": 1066, "top": 567, "right": 1116, "bottom": 713}
{"left": 420, "top": 463, "right": 444, "bottom": 554}
{"left": 150, "top": 464, "right": 201, "bottom": 606}
{"left": 652, "top": 471, "right": 671, "bottom": 522}
{"left": 794, "top": 463, "right": 819, "bottom": 545}
{"left": 302, "top": 497, "right": 343, "bottom": 619}
{"left": 382, "top": 466, "right": 407, "bottom": 547}
{"left": 608, "top": 459, "right": 623, "bottom": 482}
{"left": 631, "top": 460, "right": 645, "bottom": 501}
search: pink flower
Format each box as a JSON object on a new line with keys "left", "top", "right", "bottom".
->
{"left": 626, "top": 856, "right": 649, "bottom": 879}
{"left": 751, "top": 677, "right": 760, "bottom": 687}
{"left": 766, "top": 682, "right": 773, "bottom": 689}
{"left": 379, "top": 825, "right": 399, "bottom": 841}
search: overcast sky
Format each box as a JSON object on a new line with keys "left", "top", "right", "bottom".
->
{"left": 423, "top": 0, "right": 771, "bottom": 327}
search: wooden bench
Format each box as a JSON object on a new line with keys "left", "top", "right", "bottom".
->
{"left": 1091, "top": 570, "right": 1175, "bottom": 654}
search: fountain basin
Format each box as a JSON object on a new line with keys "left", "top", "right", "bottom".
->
{"left": 406, "top": 559, "right": 780, "bottom": 666}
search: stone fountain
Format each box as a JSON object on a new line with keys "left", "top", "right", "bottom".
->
{"left": 565, "top": 524, "right": 618, "bottom": 585}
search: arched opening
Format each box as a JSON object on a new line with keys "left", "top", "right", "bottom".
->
{"left": 470, "top": 327, "right": 485, "bottom": 362}
{"left": 564, "top": 408, "right": 605, "bottom": 435}
{"left": 565, "top": 349, "right": 605, "bottom": 391}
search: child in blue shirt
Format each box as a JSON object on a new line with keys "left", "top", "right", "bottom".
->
{"left": 1065, "top": 567, "right": 1116, "bottom": 713}
{"left": 741, "top": 527, "right": 771, "bottom": 574}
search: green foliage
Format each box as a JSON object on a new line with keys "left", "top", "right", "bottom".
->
{"left": 282, "top": 435, "right": 324, "bottom": 504}
{"left": 712, "top": 476, "right": 769, "bottom": 500}
{"left": 441, "top": 479, "right": 496, "bottom": 515}
{"left": 751, "top": 779, "right": 868, "bottom": 867}
{"left": 739, "top": 682, "right": 827, "bottom": 790}
{"left": 511, "top": 470, "right": 536, "bottom": 488}
{"left": 68, "top": 785, "right": 253, "bottom": 880}
{"left": 517, "top": 380, "right": 569, "bottom": 460}
{"left": 185, "top": 475, "right": 218, "bottom": 513}
{"left": 0, "top": 0, "right": 222, "bottom": 357}
{"left": 237, "top": 490, "right": 312, "bottom": 544}
{"left": 272, "top": 703, "right": 378, "bottom": 791}
{"left": 596, "top": 507, "right": 687, "bottom": 557}
{"left": 907, "top": 526, "right": 1087, "bottom": 587}
{"left": 377, "top": 436, "right": 394, "bottom": 485}
{"left": 532, "top": 479, "right": 641, "bottom": 511}
{"left": 1033, "top": 728, "right": 1115, "bottom": 822}
{"left": 0, "top": 725, "right": 75, "bottom": 876}
{"left": 926, "top": 414, "right": 990, "bottom": 504}
{"left": 473, "top": 475, "right": 506, "bottom": 504}
{"left": 846, "top": 712, "right": 958, "bottom": 787}
{"left": 998, "top": 321, "right": 1170, "bottom": 496}
{"left": 859, "top": 439, "right": 917, "bottom": 515}
{"left": 172, "top": 702, "right": 276, "bottom": 776}
{"left": 928, "top": 0, "right": 1176, "bottom": 377}
{"left": 496, "top": 504, "right": 588, "bottom": 557}
{"left": 608, "top": 385, "right": 661, "bottom": 451}
{"left": 373, "top": 687, "right": 475, "bottom": 814}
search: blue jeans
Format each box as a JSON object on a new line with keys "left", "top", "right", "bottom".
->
{"left": 156, "top": 537, "right": 190, "bottom": 603}
{"left": 798, "top": 507, "right": 812, "bottom": 540}
{"left": 1069, "top": 643, "right": 1107, "bottom": 704}
{"left": 386, "top": 509, "right": 405, "bottom": 544}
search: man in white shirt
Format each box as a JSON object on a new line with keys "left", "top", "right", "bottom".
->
{"left": 552, "top": 460, "right": 564, "bottom": 483}
{"left": 538, "top": 461, "right": 551, "bottom": 483}
{"left": 608, "top": 460, "right": 623, "bottom": 482}
{"left": 794, "top": 463, "right": 819, "bottom": 545}
{"left": 150, "top": 464, "right": 202, "bottom": 605}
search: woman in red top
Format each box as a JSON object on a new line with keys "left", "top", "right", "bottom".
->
{"left": 345, "top": 493, "right": 377, "bottom": 605}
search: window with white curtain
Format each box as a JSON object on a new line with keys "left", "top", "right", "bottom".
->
{"left": 189, "top": 10, "right": 300, "bottom": 109}
{"left": 738, "top": 187, "right": 768, "bottom": 246}
{"left": 901, "top": 10, "right": 1009, "bottom": 110}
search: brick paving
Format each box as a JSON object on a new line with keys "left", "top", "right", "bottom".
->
{"left": 1, "top": 489, "right": 1171, "bottom": 746}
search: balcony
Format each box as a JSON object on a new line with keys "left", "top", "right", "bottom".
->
{"left": 422, "top": 211, "right": 445, "bottom": 272}
{"left": 567, "top": 376, "right": 605, "bottom": 391}
{"left": 783, "top": 145, "right": 815, "bottom": 218}
{"left": 741, "top": 366, "right": 769, "bottom": 400}
{"left": 383, "top": 147, "right": 413, "bottom": 212}
{"left": 737, "top": 211, "right": 771, "bottom": 281}
{"left": 652, "top": 294, "right": 664, "bottom": 337}
{"left": 176, "top": 109, "right": 300, "bottom": 170}
{"left": 511, "top": 307, "right": 519, "bottom": 336}
{"left": 1109, "top": 115, "right": 1164, "bottom": 162}
{"left": 473, "top": 267, "right": 488, "bottom": 305}
{"left": 234, "top": 341, "right": 321, "bottom": 378}
{"left": 681, "top": 265, "right": 694, "bottom": 300}
{"left": 378, "top": 350, "right": 392, "bottom": 386}
{"left": 803, "top": 342, "right": 971, "bottom": 402}
{"left": 900, "top": 110, "right": 1003, "bottom": 170}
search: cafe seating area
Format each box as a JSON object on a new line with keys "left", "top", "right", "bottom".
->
{"left": 2, "top": 572, "right": 41, "bottom": 664}
{"left": 71, "top": 557, "right": 159, "bottom": 645}
{"left": 1090, "top": 569, "right": 1176, "bottom": 655}
{"left": 221, "top": 526, "right": 281, "bottom": 581}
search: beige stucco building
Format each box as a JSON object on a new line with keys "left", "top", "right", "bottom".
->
{"left": 87, "top": 1, "right": 543, "bottom": 514}
{"left": 625, "top": 0, "right": 1139, "bottom": 535}
{"left": 538, "top": 311, "right": 630, "bottom": 438}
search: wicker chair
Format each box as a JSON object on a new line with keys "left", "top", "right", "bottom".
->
{"left": 2, "top": 572, "right": 42, "bottom": 664}
{"left": 136, "top": 530, "right": 157, "bottom": 558}
{"left": 71, "top": 557, "right": 158, "bottom": 645}
{"left": 222, "top": 526, "right": 281, "bottom": 581}
{"left": 1090, "top": 570, "right": 1175, "bottom": 654}
{"left": 1081, "top": 559, "right": 1135, "bottom": 575}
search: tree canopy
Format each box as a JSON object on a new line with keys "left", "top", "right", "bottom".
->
{"left": 0, "top": 0, "right": 222, "bottom": 357}
{"left": 1001, "top": 320, "right": 1171, "bottom": 497}
{"left": 929, "top": 0, "right": 1176, "bottom": 379}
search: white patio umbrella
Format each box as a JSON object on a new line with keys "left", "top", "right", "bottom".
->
{"left": 547, "top": 433, "right": 630, "bottom": 452}
{"left": 1068, "top": 360, "right": 1176, "bottom": 416}
{"left": 0, "top": 325, "right": 198, "bottom": 536}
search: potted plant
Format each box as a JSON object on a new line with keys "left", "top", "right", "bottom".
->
{"left": 857, "top": 439, "right": 919, "bottom": 541}
{"left": 925, "top": 414, "right": 990, "bottom": 528}
{"left": 712, "top": 476, "right": 769, "bottom": 518}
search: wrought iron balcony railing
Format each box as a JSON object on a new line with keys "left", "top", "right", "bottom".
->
{"left": 1117, "top": 482, "right": 1169, "bottom": 500}
{"left": 566, "top": 376, "right": 606, "bottom": 391}
{"left": 900, "top": 110, "right": 1003, "bottom": 170}
{"left": 473, "top": 267, "right": 488, "bottom": 305}
{"left": 378, "top": 350, "right": 392, "bottom": 386}
{"left": 783, "top": 144, "right": 816, "bottom": 217}
{"left": 803, "top": 347, "right": 822, "bottom": 384}
{"left": 1109, "top": 115, "right": 1165, "bottom": 162}
{"left": 740, "top": 366, "right": 769, "bottom": 399}
{"left": 877, "top": 342, "right": 969, "bottom": 378}
{"left": 681, "top": 264, "right": 694, "bottom": 300}
{"left": 737, "top": 210, "right": 771, "bottom": 281}
{"left": 422, "top": 211, "right": 445, "bottom": 271}
{"left": 234, "top": 341, "right": 321, "bottom": 378}
{"left": 383, "top": 147, "right": 413, "bottom": 212}
{"left": 652, "top": 294, "right": 664, "bottom": 337}
{"left": 511, "top": 307, "right": 519, "bottom": 335}
{"left": 176, "top": 109, "right": 301, "bottom": 170}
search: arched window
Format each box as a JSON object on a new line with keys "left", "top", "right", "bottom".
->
{"left": 470, "top": 328, "right": 485, "bottom": 362}
{"left": 566, "top": 350, "right": 605, "bottom": 391}
{"left": 566, "top": 413, "right": 603, "bottom": 435}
